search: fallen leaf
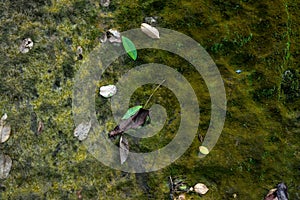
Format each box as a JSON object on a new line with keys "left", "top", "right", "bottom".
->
{"left": 199, "top": 146, "right": 209, "bottom": 155}
{"left": 122, "top": 36, "right": 137, "bottom": 60}
{"left": 0, "top": 124, "right": 11, "bottom": 143}
{"left": 0, "top": 113, "right": 7, "bottom": 123}
{"left": 0, "top": 154, "right": 12, "bottom": 179}
{"left": 109, "top": 108, "right": 150, "bottom": 138}
{"left": 122, "top": 105, "right": 143, "bottom": 120}
{"left": 37, "top": 121, "right": 44, "bottom": 135}
{"left": 119, "top": 136, "right": 129, "bottom": 164}
{"left": 194, "top": 183, "right": 209, "bottom": 195}
{"left": 141, "top": 23, "right": 160, "bottom": 39}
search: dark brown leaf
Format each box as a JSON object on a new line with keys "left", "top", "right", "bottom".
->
{"left": 109, "top": 108, "right": 150, "bottom": 138}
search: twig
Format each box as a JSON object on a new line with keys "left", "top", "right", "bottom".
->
{"left": 144, "top": 79, "right": 166, "bottom": 109}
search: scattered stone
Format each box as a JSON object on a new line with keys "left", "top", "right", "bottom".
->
{"left": 99, "top": 84, "right": 117, "bottom": 98}
{"left": 194, "top": 183, "right": 209, "bottom": 195}
{"left": 108, "top": 29, "right": 120, "bottom": 38}
{"left": 100, "top": 0, "right": 110, "bottom": 7}
{"left": 236, "top": 69, "right": 242, "bottom": 74}
{"left": 0, "top": 113, "right": 11, "bottom": 143}
{"left": 108, "top": 36, "right": 122, "bottom": 43}
{"left": 0, "top": 154, "right": 12, "bottom": 179}
{"left": 141, "top": 23, "right": 160, "bottom": 39}
{"left": 100, "top": 32, "right": 108, "bottom": 43}
{"left": 19, "top": 38, "right": 33, "bottom": 53}
{"left": 100, "top": 29, "right": 122, "bottom": 44}
{"left": 77, "top": 46, "right": 83, "bottom": 60}
{"left": 199, "top": 146, "right": 209, "bottom": 155}
{"left": 107, "top": 29, "right": 122, "bottom": 43}
{"left": 144, "top": 16, "right": 157, "bottom": 25}
{"left": 74, "top": 121, "right": 92, "bottom": 141}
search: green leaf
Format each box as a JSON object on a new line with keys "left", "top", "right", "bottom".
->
{"left": 122, "top": 36, "right": 137, "bottom": 60}
{"left": 178, "top": 184, "right": 188, "bottom": 191}
{"left": 122, "top": 105, "right": 143, "bottom": 120}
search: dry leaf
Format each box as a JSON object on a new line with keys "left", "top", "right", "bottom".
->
{"left": 37, "top": 121, "right": 44, "bottom": 135}
{"left": 0, "top": 124, "right": 11, "bottom": 143}
{"left": 119, "top": 136, "right": 129, "bottom": 164}
{"left": 109, "top": 108, "right": 150, "bottom": 138}
{"left": 0, "top": 154, "right": 12, "bottom": 179}
{"left": 0, "top": 113, "right": 7, "bottom": 123}
{"left": 194, "top": 183, "right": 209, "bottom": 195}
{"left": 141, "top": 23, "right": 160, "bottom": 39}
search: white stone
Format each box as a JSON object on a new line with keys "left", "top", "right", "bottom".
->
{"left": 74, "top": 121, "right": 91, "bottom": 141}
{"left": 19, "top": 38, "right": 33, "bottom": 53}
{"left": 100, "top": 85, "right": 117, "bottom": 98}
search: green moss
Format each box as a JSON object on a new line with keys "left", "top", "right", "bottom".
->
{"left": 0, "top": 0, "right": 299, "bottom": 199}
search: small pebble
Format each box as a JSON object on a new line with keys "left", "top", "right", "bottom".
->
{"left": 100, "top": 85, "right": 117, "bottom": 98}
{"left": 144, "top": 16, "right": 157, "bottom": 25}
{"left": 100, "top": 0, "right": 110, "bottom": 7}
{"left": 74, "top": 121, "right": 91, "bottom": 141}
{"left": 107, "top": 29, "right": 122, "bottom": 44}
{"left": 108, "top": 29, "right": 120, "bottom": 38}
{"left": 236, "top": 69, "right": 242, "bottom": 74}
{"left": 19, "top": 38, "right": 33, "bottom": 53}
{"left": 77, "top": 46, "right": 83, "bottom": 60}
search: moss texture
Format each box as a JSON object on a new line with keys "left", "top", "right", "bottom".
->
{"left": 0, "top": 0, "right": 299, "bottom": 199}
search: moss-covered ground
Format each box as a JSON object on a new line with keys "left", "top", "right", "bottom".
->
{"left": 0, "top": 0, "right": 299, "bottom": 199}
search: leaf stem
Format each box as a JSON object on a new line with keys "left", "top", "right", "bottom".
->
{"left": 143, "top": 80, "right": 166, "bottom": 109}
